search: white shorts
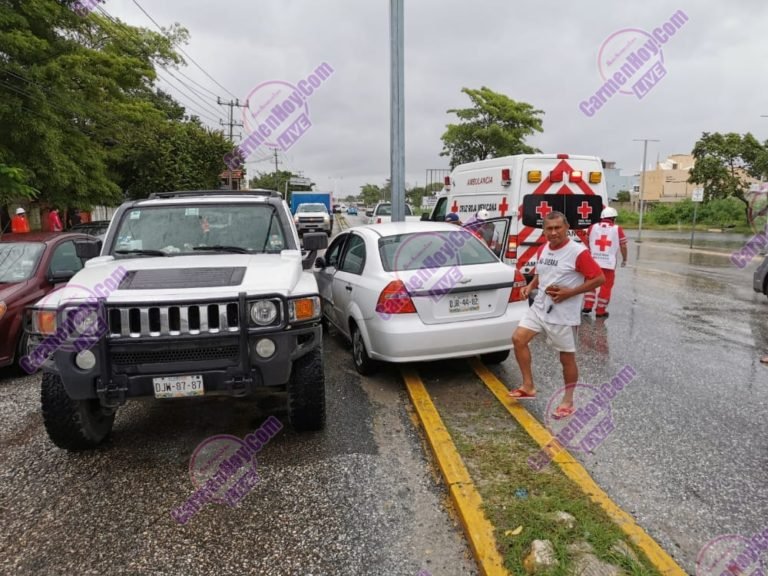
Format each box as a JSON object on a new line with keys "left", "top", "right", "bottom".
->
{"left": 518, "top": 308, "right": 577, "bottom": 353}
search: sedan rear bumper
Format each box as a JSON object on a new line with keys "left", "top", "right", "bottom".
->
{"left": 364, "top": 303, "right": 526, "bottom": 363}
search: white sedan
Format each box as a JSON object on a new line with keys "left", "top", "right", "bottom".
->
{"left": 314, "top": 221, "right": 529, "bottom": 374}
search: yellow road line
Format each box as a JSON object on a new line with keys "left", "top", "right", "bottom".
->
{"left": 470, "top": 359, "right": 687, "bottom": 576}
{"left": 401, "top": 367, "right": 508, "bottom": 576}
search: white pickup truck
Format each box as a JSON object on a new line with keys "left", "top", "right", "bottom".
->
{"left": 367, "top": 203, "right": 422, "bottom": 225}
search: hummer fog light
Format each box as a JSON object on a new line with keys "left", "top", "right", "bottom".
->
{"left": 75, "top": 350, "right": 96, "bottom": 370}
{"left": 255, "top": 338, "right": 275, "bottom": 358}
{"left": 250, "top": 301, "right": 278, "bottom": 325}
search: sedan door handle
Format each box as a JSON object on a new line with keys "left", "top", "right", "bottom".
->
{"left": 345, "top": 286, "right": 353, "bottom": 292}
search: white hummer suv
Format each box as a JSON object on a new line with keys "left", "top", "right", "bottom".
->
{"left": 25, "top": 190, "right": 328, "bottom": 450}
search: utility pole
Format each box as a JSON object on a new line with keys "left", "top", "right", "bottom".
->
{"left": 633, "top": 138, "right": 660, "bottom": 243}
{"left": 218, "top": 98, "right": 248, "bottom": 190}
{"left": 389, "top": 0, "right": 405, "bottom": 222}
{"left": 273, "top": 148, "right": 282, "bottom": 193}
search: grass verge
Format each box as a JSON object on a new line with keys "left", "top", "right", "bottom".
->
{"left": 438, "top": 397, "right": 661, "bottom": 575}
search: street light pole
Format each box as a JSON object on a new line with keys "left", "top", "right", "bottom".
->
{"left": 389, "top": 0, "right": 405, "bottom": 222}
{"left": 633, "top": 138, "right": 660, "bottom": 243}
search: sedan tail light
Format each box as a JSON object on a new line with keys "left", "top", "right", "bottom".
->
{"left": 509, "top": 270, "right": 528, "bottom": 303}
{"left": 375, "top": 280, "right": 416, "bottom": 315}
{"left": 505, "top": 234, "right": 518, "bottom": 260}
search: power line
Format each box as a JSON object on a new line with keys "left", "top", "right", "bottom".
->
{"left": 157, "top": 70, "right": 221, "bottom": 119}
{"left": 91, "top": 5, "right": 222, "bottom": 127}
{"left": 131, "top": 0, "right": 238, "bottom": 100}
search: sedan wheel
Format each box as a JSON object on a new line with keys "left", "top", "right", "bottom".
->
{"left": 351, "top": 323, "right": 378, "bottom": 376}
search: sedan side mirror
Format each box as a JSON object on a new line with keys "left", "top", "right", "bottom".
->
{"left": 314, "top": 256, "right": 326, "bottom": 269}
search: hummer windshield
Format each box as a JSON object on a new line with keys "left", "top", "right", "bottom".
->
{"left": 111, "top": 204, "right": 287, "bottom": 256}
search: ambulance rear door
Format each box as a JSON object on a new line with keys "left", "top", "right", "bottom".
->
{"left": 512, "top": 155, "right": 607, "bottom": 276}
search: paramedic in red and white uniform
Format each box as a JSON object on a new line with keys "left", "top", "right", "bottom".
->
{"left": 508, "top": 211, "right": 605, "bottom": 419}
{"left": 582, "top": 207, "right": 628, "bottom": 318}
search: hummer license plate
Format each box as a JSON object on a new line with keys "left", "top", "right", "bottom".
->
{"left": 152, "top": 375, "right": 204, "bottom": 398}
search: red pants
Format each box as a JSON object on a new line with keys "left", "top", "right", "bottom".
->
{"left": 583, "top": 268, "right": 615, "bottom": 313}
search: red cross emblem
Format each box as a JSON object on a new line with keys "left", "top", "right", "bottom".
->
{"left": 535, "top": 201, "right": 552, "bottom": 218}
{"left": 595, "top": 234, "right": 612, "bottom": 251}
{"left": 577, "top": 201, "right": 593, "bottom": 219}
{"left": 499, "top": 197, "right": 509, "bottom": 217}
{"left": 451, "top": 200, "right": 459, "bottom": 213}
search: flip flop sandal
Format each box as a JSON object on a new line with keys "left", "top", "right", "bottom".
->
{"left": 508, "top": 388, "right": 537, "bottom": 399}
{"left": 551, "top": 406, "right": 575, "bottom": 420}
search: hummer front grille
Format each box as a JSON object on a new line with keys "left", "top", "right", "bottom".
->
{"left": 107, "top": 302, "right": 240, "bottom": 338}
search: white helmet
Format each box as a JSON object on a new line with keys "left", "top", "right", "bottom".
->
{"left": 601, "top": 207, "right": 618, "bottom": 219}
{"left": 15, "top": 207, "right": 26, "bottom": 215}
{"left": 476, "top": 209, "right": 490, "bottom": 220}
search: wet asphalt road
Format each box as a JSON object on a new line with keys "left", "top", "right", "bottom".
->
{"left": 482, "top": 231, "right": 768, "bottom": 572}
{"left": 1, "top": 220, "right": 766, "bottom": 575}
{"left": 0, "top": 337, "right": 475, "bottom": 576}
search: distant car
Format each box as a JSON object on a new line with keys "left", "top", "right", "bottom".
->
{"left": 346, "top": 206, "right": 358, "bottom": 216}
{"left": 294, "top": 203, "right": 332, "bottom": 236}
{"left": 70, "top": 220, "right": 111, "bottom": 239}
{"left": 314, "top": 222, "right": 528, "bottom": 374}
{"left": 754, "top": 255, "right": 768, "bottom": 298}
{"left": 332, "top": 204, "right": 342, "bottom": 214}
{"left": 0, "top": 232, "right": 92, "bottom": 370}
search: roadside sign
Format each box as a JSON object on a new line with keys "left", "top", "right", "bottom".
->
{"left": 692, "top": 188, "right": 704, "bottom": 202}
{"left": 289, "top": 177, "right": 312, "bottom": 186}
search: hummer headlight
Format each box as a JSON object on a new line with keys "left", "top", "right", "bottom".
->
{"left": 250, "top": 300, "right": 278, "bottom": 325}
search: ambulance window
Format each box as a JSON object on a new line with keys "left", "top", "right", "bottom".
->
{"left": 432, "top": 197, "right": 447, "bottom": 221}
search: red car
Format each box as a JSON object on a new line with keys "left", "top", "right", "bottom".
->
{"left": 0, "top": 232, "right": 93, "bottom": 370}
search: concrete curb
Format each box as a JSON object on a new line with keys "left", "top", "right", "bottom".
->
{"left": 469, "top": 358, "right": 687, "bottom": 576}
{"left": 401, "top": 367, "right": 509, "bottom": 576}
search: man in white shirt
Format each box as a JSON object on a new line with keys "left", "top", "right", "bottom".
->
{"left": 508, "top": 211, "right": 605, "bottom": 419}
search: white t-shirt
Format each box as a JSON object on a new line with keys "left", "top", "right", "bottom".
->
{"left": 530, "top": 239, "right": 603, "bottom": 326}
{"left": 588, "top": 220, "right": 627, "bottom": 270}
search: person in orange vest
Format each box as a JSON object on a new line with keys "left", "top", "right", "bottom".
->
{"left": 48, "top": 208, "right": 63, "bottom": 232}
{"left": 11, "top": 207, "right": 30, "bottom": 233}
{"left": 581, "top": 207, "right": 627, "bottom": 318}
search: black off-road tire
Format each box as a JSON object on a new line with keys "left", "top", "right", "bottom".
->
{"left": 480, "top": 350, "right": 510, "bottom": 365}
{"left": 287, "top": 347, "right": 326, "bottom": 431}
{"left": 351, "top": 322, "right": 379, "bottom": 376}
{"left": 41, "top": 372, "right": 115, "bottom": 451}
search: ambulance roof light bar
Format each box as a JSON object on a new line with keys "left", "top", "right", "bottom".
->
{"left": 444, "top": 175, "right": 451, "bottom": 190}
{"left": 557, "top": 154, "right": 569, "bottom": 159}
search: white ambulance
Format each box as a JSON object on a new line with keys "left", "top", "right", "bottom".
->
{"left": 424, "top": 154, "right": 608, "bottom": 277}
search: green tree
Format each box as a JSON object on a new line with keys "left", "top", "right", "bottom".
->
{"left": 248, "top": 170, "right": 313, "bottom": 204}
{"left": 0, "top": 0, "right": 228, "bottom": 207}
{"left": 440, "top": 87, "right": 544, "bottom": 169}
{"left": 359, "top": 183, "right": 382, "bottom": 206}
{"left": 616, "top": 190, "right": 630, "bottom": 202}
{"left": 690, "top": 132, "right": 768, "bottom": 217}
{"left": 0, "top": 163, "right": 38, "bottom": 208}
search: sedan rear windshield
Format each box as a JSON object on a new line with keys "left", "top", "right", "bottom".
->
{"left": 378, "top": 231, "right": 497, "bottom": 272}
{"left": 375, "top": 204, "right": 413, "bottom": 216}
{"left": 0, "top": 242, "right": 44, "bottom": 282}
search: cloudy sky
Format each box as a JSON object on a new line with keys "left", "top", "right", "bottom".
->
{"left": 102, "top": 0, "right": 768, "bottom": 199}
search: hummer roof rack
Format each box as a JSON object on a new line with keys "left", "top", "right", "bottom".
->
{"left": 147, "top": 189, "right": 282, "bottom": 200}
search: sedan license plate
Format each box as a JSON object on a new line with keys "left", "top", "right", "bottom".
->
{"left": 448, "top": 294, "right": 480, "bottom": 313}
{"left": 153, "top": 375, "right": 204, "bottom": 398}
